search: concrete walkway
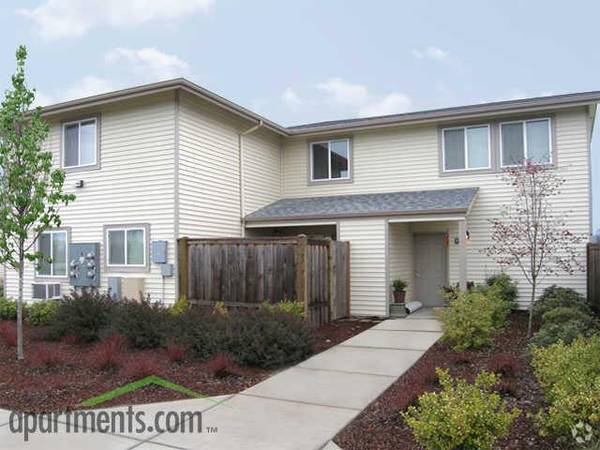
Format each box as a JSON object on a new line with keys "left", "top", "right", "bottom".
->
{"left": 0, "top": 312, "right": 442, "bottom": 449}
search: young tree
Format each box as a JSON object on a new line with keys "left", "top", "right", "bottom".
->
{"left": 0, "top": 46, "right": 75, "bottom": 360}
{"left": 485, "top": 161, "right": 584, "bottom": 337}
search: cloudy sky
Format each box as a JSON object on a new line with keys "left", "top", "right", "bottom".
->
{"left": 0, "top": 0, "right": 598, "bottom": 228}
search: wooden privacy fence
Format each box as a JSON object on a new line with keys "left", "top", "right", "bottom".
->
{"left": 178, "top": 236, "right": 350, "bottom": 326}
{"left": 588, "top": 243, "right": 600, "bottom": 314}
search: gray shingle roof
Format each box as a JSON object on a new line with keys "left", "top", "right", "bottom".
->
{"left": 245, "top": 187, "right": 479, "bottom": 222}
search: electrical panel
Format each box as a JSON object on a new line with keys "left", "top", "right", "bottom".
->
{"left": 69, "top": 243, "right": 100, "bottom": 287}
{"left": 161, "top": 263, "right": 174, "bottom": 277}
{"left": 152, "top": 240, "right": 168, "bottom": 264}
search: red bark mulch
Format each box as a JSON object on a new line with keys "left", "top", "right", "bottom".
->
{"left": 0, "top": 318, "right": 375, "bottom": 413}
{"left": 335, "top": 312, "right": 562, "bottom": 450}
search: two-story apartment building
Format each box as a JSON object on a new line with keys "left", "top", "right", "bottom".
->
{"left": 3, "top": 79, "right": 596, "bottom": 317}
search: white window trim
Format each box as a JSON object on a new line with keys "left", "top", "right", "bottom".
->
{"left": 62, "top": 117, "right": 98, "bottom": 169}
{"left": 442, "top": 124, "right": 492, "bottom": 172}
{"left": 309, "top": 138, "right": 351, "bottom": 182}
{"left": 106, "top": 227, "right": 147, "bottom": 268}
{"left": 500, "top": 117, "right": 553, "bottom": 168}
{"left": 37, "top": 230, "right": 68, "bottom": 278}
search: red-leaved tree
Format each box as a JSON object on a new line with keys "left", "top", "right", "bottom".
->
{"left": 485, "top": 161, "right": 584, "bottom": 337}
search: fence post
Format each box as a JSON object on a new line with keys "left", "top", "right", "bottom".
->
{"left": 327, "top": 238, "right": 335, "bottom": 321}
{"left": 178, "top": 237, "right": 189, "bottom": 300}
{"left": 296, "top": 235, "right": 308, "bottom": 321}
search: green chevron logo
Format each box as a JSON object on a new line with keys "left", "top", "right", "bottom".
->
{"left": 80, "top": 375, "right": 224, "bottom": 408}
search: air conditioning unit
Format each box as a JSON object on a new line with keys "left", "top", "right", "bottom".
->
{"left": 32, "top": 283, "right": 61, "bottom": 300}
{"left": 121, "top": 278, "right": 145, "bottom": 300}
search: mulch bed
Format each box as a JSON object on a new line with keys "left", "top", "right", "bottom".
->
{"left": 0, "top": 318, "right": 374, "bottom": 413}
{"left": 335, "top": 312, "right": 563, "bottom": 450}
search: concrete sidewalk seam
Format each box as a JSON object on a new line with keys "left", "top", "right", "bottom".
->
{"left": 338, "top": 344, "right": 431, "bottom": 351}
{"left": 238, "top": 392, "right": 362, "bottom": 412}
{"left": 293, "top": 365, "right": 397, "bottom": 379}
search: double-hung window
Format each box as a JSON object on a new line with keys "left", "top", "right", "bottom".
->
{"left": 500, "top": 118, "right": 551, "bottom": 166}
{"left": 442, "top": 125, "right": 490, "bottom": 172}
{"left": 63, "top": 118, "right": 98, "bottom": 169}
{"left": 310, "top": 139, "right": 351, "bottom": 181}
{"left": 38, "top": 230, "right": 67, "bottom": 277}
{"left": 107, "top": 227, "right": 146, "bottom": 267}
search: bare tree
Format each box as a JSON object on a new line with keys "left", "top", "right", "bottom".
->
{"left": 485, "top": 161, "right": 584, "bottom": 337}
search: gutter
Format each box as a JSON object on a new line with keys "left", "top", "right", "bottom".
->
{"left": 239, "top": 120, "right": 264, "bottom": 236}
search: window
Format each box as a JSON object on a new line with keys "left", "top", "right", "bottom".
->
{"left": 310, "top": 139, "right": 350, "bottom": 181}
{"left": 107, "top": 227, "right": 146, "bottom": 267}
{"left": 63, "top": 118, "right": 97, "bottom": 168}
{"left": 37, "top": 230, "right": 67, "bottom": 277}
{"left": 32, "top": 283, "right": 61, "bottom": 300}
{"left": 500, "top": 118, "right": 551, "bottom": 167}
{"left": 442, "top": 125, "right": 490, "bottom": 171}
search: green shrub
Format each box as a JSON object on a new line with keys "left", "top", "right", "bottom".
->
{"left": 227, "top": 308, "right": 314, "bottom": 369}
{"left": 485, "top": 273, "right": 519, "bottom": 310}
{"left": 112, "top": 299, "right": 172, "bottom": 349}
{"left": 542, "top": 306, "right": 593, "bottom": 326}
{"left": 531, "top": 336, "right": 600, "bottom": 438}
{"left": 26, "top": 300, "right": 59, "bottom": 326}
{"left": 533, "top": 285, "right": 591, "bottom": 321}
{"left": 169, "top": 296, "right": 190, "bottom": 316}
{"left": 0, "top": 298, "right": 17, "bottom": 320}
{"left": 402, "top": 368, "right": 520, "bottom": 450}
{"left": 477, "top": 283, "right": 512, "bottom": 329}
{"left": 50, "top": 290, "right": 113, "bottom": 342}
{"left": 260, "top": 299, "right": 304, "bottom": 317}
{"left": 530, "top": 321, "right": 596, "bottom": 348}
{"left": 440, "top": 291, "right": 497, "bottom": 351}
{"left": 171, "top": 308, "right": 228, "bottom": 360}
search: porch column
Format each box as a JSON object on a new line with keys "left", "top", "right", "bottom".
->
{"left": 458, "top": 219, "right": 468, "bottom": 291}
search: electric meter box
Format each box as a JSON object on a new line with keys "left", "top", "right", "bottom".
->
{"left": 152, "top": 240, "right": 168, "bottom": 264}
{"left": 69, "top": 243, "right": 100, "bottom": 287}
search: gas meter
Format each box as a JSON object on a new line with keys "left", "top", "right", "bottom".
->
{"left": 69, "top": 243, "right": 100, "bottom": 287}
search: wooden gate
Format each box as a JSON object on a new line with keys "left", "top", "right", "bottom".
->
{"left": 178, "top": 236, "right": 350, "bottom": 326}
{"left": 588, "top": 243, "right": 600, "bottom": 314}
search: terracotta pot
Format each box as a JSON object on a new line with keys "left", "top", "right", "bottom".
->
{"left": 393, "top": 290, "right": 406, "bottom": 304}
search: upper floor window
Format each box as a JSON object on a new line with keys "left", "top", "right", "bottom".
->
{"left": 107, "top": 226, "right": 146, "bottom": 267}
{"left": 310, "top": 139, "right": 350, "bottom": 181}
{"left": 442, "top": 125, "right": 490, "bottom": 172}
{"left": 63, "top": 118, "right": 98, "bottom": 169}
{"left": 38, "top": 230, "right": 67, "bottom": 277}
{"left": 500, "top": 118, "right": 551, "bottom": 167}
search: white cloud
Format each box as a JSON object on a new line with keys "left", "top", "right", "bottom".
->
{"left": 358, "top": 93, "right": 412, "bottom": 117}
{"left": 34, "top": 75, "right": 116, "bottom": 106}
{"left": 317, "top": 78, "right": 370, "bottom": 106}
{"left": 281, "top": 87, "right": 303, "bottom": 109}
{"left": 282, "top": 78, "right": 412, "bottom": 118}
{"left": 412, "top": 46, "right": 451, "bottom": 62}
{"left": 18, "top": 0, "right": 214, "bottom": 40}
{"left": 105, "top": 47, "right": 189, "bottom": 81}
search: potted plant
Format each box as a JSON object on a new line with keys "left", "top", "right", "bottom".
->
{"left": 392, "top": 279, "right": 408, "bottom": 303}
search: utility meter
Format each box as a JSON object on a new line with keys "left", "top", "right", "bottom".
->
{"left": 69, "top": 243, "right": 100, "bottom": 287}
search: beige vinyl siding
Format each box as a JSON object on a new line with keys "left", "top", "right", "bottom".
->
{"left": 388, "top": 222, "right": 414, "bottom": 302}
{"left": 243, "top": 128, "right": 282, "bottom": 215}
{"left": 4, "top": 93, "right": 177, "bottom": 302}
{"left": 284, "top": 107, "right": 591, "bottom": 308}
{"left": 339, "top": 218, "right": 387, "bottom": 316}
{"left": 178, "top": 93, "right": 283, "bottom": 239}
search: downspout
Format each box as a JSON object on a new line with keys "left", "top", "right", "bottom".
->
{"left": 239, "top": 120, "right": 264, "bottom": 237}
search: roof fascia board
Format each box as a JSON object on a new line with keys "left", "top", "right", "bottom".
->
{"left": 245, "top": 207, "right": 469, "bottom": 223}
{"left": 288, "top": 101, "right": 598, "bottom": 137}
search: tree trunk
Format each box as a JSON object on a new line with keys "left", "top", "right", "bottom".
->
{"left": 16, "top": 254, "right": 24, "bottom": 360}
{"left": 527, "top": 282, "right": 537, "bottom": 339}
